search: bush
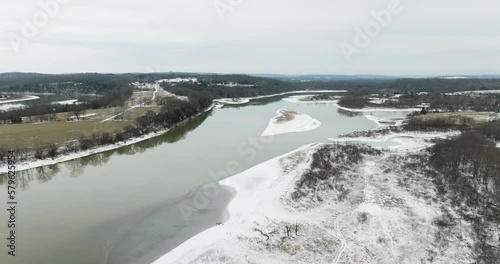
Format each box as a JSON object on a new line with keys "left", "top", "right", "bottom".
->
{"left": 47, "top": 144, "right": 58, "bottom": 159}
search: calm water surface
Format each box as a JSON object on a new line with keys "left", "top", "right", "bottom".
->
{"left": 0, "top": 97, "right": 410, "bottom": 264}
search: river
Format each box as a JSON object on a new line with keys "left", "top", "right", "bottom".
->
{"left": 0, "top": 95, "right": 412, "bottom": 264}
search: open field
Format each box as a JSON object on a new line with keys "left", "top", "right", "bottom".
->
{"left": 5, "top": 105, "right": 162, "bottom": 150}
{"left": 0, "top": 120, "right": 133, "bottom": 150}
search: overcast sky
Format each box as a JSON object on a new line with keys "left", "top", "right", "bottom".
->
{"left": 1, "top": 0, "right": 499, "bottom": 76}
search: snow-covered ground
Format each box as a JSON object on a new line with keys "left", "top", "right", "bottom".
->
{"left": 0, "top": 95, "right": 39, "bottom": 104}
{"left": 52, "top": 99, "right": 79, "bottom": 105}
{"left": 214, "top": 82, "right": 255, "bottom": 87}
{"left": 445, "top": 90, "right": 500, "bottom": 95}
{"left": 0, "top": 103, "right": 24, "bottom": 111}
{"left": 441, "top": 76, "right": 467, "bottom": 80}
{"left": 132, "top": 82, "right": 157, "bottom": 90}
{"left": 158, "top": 78, "right": 199, "bottom": 84}
{"left": 214, "top": 98, "right": 251, "bottom": 105}
{"left": 329, "top": 131, "right": 461, "bottom": 152}
{"left": 336, "top": 105, "right": 420, "bottom": 113}
{"left": 261, "top": 109, "right": 321, "bottom": 137}
{"left": 153, "top": 131, "right": 476, "bottom": 264}
{"left": 282, "top": 95, "right": 340, "bottom": 104}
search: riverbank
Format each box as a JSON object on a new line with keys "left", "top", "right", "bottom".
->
{"left": 153, "top": 129, "right": 473, "bottom": 263}
{"left": 214, "top": 90, "right": 347, "bottom": 105}
{"left": 0, "top": 104, "right": 216, "bottom": 174}
{"left": 336, "top": 104, "right": 421, "bottom": 113}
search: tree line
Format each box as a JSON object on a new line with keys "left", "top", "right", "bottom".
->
{"left": 0, "top": 86, "right": 133, "bottom": 124}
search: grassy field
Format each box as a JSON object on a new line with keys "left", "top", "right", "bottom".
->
{"left": 37, "top": 106, "right": 162, "bottom": 122}
{"left": 0, "top": 120, "right": 133, "bottom": 150}
{"left": 1, "top": 103, "right": 164, "bottom": 150}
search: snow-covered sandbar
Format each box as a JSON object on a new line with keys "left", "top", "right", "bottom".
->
{"left": 261, "top": 109, "right": 321, "bottom": 137}
{"left": 336, "top": 104, "right": 420, "bottom": 113}
{"left": 215, "top": 90, "right": 347, "bottom": 105}
{"left": 153, "top": 131, "right": 475, "bottom": 264}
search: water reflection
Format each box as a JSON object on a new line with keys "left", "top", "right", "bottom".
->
{"left": 0, "top": 112, "right": 210, "bottom": 190}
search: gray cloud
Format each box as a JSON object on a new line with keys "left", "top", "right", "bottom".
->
{"left": 1, "top": 0, "right": 499, "bottom": 75}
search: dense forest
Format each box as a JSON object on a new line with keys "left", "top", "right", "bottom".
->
{"left": 0, "top": 73, "right": 137, "bottom": 95}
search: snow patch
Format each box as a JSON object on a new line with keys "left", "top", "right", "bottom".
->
{"left": 0, "top": 103, "right": 24, "bottom": 111}
{"left": 336, "top": 104, "right": 420, "bottom": 113}
{"left": 215, "top": 90, "right": 347, "bottom": 105}
{"left": 52, "top": 99, "right": 79, "bottom": 105}
{"left": 158, "top": 78, "right": 199, "bottom": 84}
{"left": 0, "top": 95, "right": 39, "bottom": 104}
{"left": 283, "top": 95, "right": 340, "bottom": 104}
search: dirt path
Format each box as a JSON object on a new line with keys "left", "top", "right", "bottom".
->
{"left": 102, "top": 82, "right": 160, "bottom": 122}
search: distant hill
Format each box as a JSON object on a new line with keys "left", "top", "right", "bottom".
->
{"left": 250, "top": 74, "right": 398, "bottom": 81}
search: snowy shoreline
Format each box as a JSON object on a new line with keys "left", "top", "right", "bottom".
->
{"left": 0, "top": 104, "right": 216, "bottom": 174}
{"left": 214, "top": 90, "right": 347, "bottom": 105}
{"left": 261, "top": 109, "right": 321, "bottom": 137}
{"left": 0, "top": 95, "right": 40, "bottom": 104}
{"left": 336, "top": 104, "right": 420, "bottom": 113}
